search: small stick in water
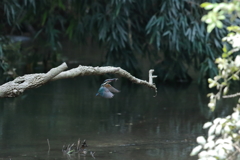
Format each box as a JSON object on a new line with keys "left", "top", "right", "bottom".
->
{"left": 90, "top": 151, "right": 95, "bottom": 159}
{"left": 47, "top": 139, "right": 50, "bottom": 152}
{"left": 77, "top": 138, "right": 80, "bottom": 151}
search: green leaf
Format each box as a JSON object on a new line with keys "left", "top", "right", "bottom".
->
{"left": 209, "top": 81, "right": 217, "bottom": 88}
{"left": 205, "top": 18, "right": 212, "bottom": 24}
{"left": 66, "top": 20, "right": 75, "bottom": 39}
{"left": 208, "top": 78, "right": 214, "bottom": 83}
{"left": 201, "top": 15, "right": 207, "bottom": 21}
{"left": 222, "top": 53, "right": 228, "bottom": 58}
{"left": 41, "top": 11, "right": 48, "bottom": 26}
{"left": 227, "top": 26, "right": 240, "bottom": 32}
{"left": 207, "top": 23, "right": 215, "bottom": 33}
{"left": 222, "top": 45, "right": 227, "bottom": 53}
{"left": 223, "top": 86, "right": 228, "bottom": 95}
{"left": 57, "top": 0, "right": 65, "bottom": 10}
{"left": 145, "top": 15, "right": 157, "bottom": 32}
{"left": 218, "top": 15, "right": 225, "bottom": 20}
{"left": 34, "top": 29, "right": 43, "bottom": 40}
{"left": 232, "top": 74, "right": 239, "bottom": 80}
{"left": 149, "top": 33, "right": 156, "bottom": 44}
{"left": 201, "top": 2, "right": 215, "bottom": 10}
{"left": 216, "top": 20, "right": 223, "bottom": 28}
{"left": 200, "top": 2, "right": 212, "bottom": 8}
{"left": 208, "top": 102, "right": 216, "bottom": 111}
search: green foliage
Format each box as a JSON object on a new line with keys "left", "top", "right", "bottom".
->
{"left": 144, "top": 0, "right": 226, "bottom": 82}
{"left": 0, "top": 0, "right": 64, "bottom": 81}
{"left": 201, "top": 1, "right": 240, "bottom": 33}
{"left": 191, "top": 1, "right": 240, "bottom": 159}
{"left": 207, "top": 55, "right": 240, "bottom": 111}
{"left": 200, "top": 0, "right": 240, "bottom": 111}
{"left": 0, "top": 0, "right": 234, "bottom": 82}
{"left": 60, "top": 0, "right": 234, "bottom": 81}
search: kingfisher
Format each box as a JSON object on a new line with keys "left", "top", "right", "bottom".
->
{"left": 96, "top": 78, "right": 120, "bottom": 98}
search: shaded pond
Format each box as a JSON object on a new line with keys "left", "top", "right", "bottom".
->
{"left": 0, "top": 77, "right": 232, "bottom": 159}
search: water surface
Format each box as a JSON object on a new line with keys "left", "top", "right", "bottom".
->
{"left": 0, "top": 77, "right": 216, "bottom": 160}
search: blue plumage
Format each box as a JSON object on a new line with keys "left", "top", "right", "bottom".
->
{"left": 96, "top": 78, "right": 120, "bottom": 98}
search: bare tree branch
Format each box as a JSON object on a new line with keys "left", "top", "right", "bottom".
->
{"left": 0, "top": 63, "right": 157, "bottom": 98}
{"left": 0, "top": 63, "right": 68, "bottom": 97}
{"left": 223, "top": 92, "right": 240, "bottom": 98}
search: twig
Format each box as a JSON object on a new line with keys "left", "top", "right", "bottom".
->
{"left": 77, "top": 138, "right": 80, "bottom": 151}
{"left": 233, "top": 143, "right": 240, "bottom": 152}
{"left": 223, "top": 92, "right": 240, "bottom": 98}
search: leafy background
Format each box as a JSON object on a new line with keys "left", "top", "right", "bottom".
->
{"left": 0, "top": 0, "right": 234, "bottom": 84}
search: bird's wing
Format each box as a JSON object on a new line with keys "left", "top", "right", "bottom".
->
{"left": 100, "top": 87, "right": 114, "bottom": 98}
{"left": 105, "top": 84, "right": 120, "bottom": 93}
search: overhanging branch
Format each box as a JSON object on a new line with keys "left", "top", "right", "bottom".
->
{"left": 0, "top": 63, "right": 157, "bottom": 98}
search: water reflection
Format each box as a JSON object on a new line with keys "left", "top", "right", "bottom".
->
{"left": 0, "top": 77, "right": 227, "bottom": 159}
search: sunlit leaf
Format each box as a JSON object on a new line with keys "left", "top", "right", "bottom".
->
{"left": 215, "top": 124, "right": 222, "bottom": 135}
{"left": 198, "top": 150, "right": 208, "bottom": 158}
{"left": 209, "top": 81, "right": 217, "bottom": 88}
{"left": 216, "top": 21, "right": 223, "bottom": 28}
{"left": 205, "top": 18, "right": 212, "bottom": 24}
{"left": 235, "top": 55, "right": 240, "bottom": 67}
{"left": 200, "top": 2, "right": 214, "bottom": 9}
{"left": 190, "top": 145, "right": 202, "bottom": 156}
{"left": 207, "top": 23, "right": 216, "bottom": 33}
{"left": 218, "top": 15, "right": 225, "bottom": 20}
{"left": 208, "top": 124, "right": 217, "bottom": 136}
{"left": 208, "top": 78, "right": 214, "bottom": 83}
{"left": 223, "top": 144, "right": 234, "bottom": 152}
{"left": 232, "top": 74, "right": 239, "bottom": 80}
{"left": 203, "top": 122, "right": 212, "bottom": 129}
{"left": 223, "top": 86, "right": 228, "bottom": 95}
{"left": 197, "top": 136, "right": 206, "bottom": 145}
{"left": 223, "top": 125, "right": 231, "bottom": 133}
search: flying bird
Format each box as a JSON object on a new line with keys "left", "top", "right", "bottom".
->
{"left": 96, "top": 78, "right": 120, "bottom": 98}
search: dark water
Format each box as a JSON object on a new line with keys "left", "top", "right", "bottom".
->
{"left": 0, "top": 77, "right": 217, "bottom": 160}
